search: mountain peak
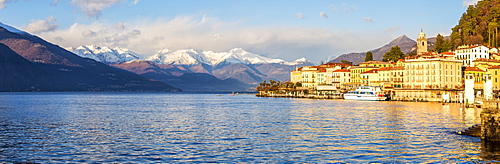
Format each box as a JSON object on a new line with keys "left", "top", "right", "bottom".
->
{"left": 0, "top": 22, "right": 31, "bottom": 35}
{"left": 66, "top": 45, "right": 140, "bottom": 64}
{"left": 388, "top": 35, "right": 415, "bottom": 46}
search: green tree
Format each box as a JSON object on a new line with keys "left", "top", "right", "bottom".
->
{"left": 451, "top": 0, "right": 500, "bottom": 48}
{"left": 364, "top": 51, "right": 373, "bottom": 62}
{"left": 382, "top": 46, "right": 405, "bottom": 62}
{"left": 341, "top": 60, "right": 353, "bottom": 65}
{"left": 433, "top": 34, "right": 445, "bottom": 53}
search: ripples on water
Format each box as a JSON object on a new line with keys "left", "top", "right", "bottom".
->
{"left": 0, "top": 92, "right": 498, "bottom": 163}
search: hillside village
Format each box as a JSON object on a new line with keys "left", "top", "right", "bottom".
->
{"left": 259, "top": 30, "right": 500, "bottom": 103}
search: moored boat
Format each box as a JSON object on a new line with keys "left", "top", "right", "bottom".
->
{"left": 343, "top": 86, "right": 387, "bottom": 101}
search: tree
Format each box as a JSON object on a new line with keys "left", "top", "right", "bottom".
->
{"left": 382, "top": 46, "right": 405, "bottom": 62}
{"left": 341, "top": 60, "right": 353, "bottom": 65}
{"left": 433, "top": 34, "right": 445, "bottom": 53}
{"left": 451, "top": 0, "right": 500, "bottom": 48}
{"left": 364, "top": 51, "right": 373, "bottom": 62}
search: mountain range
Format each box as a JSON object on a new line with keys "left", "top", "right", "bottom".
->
{"left": 0, "top": 23, "right": 180, "bottom": 92}
{"left": 329, "top": 35, "right": 417, "bottom": 65}
{"left": 68, "top": 45, "right": 313, "bottom": 92}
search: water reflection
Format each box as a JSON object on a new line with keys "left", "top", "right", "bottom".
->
{"left": 0, "top": 93, "right": 498, "bottom": 163}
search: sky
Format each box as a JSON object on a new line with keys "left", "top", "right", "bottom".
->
{"left": 0, "top": 0, "right": 481, "bottom": 63}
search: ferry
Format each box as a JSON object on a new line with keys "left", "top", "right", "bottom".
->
{"left": 343, "top": 86, "right": 388, "bottom": 101}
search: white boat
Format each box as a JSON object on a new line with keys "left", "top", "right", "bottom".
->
{"left": 343, "top": 86, "right": 387, "bottom": 101}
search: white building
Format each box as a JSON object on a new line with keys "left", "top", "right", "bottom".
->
{"left": 454, "top": 45, "right": 491, "bottom": 66}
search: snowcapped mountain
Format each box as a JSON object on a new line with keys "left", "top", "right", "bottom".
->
{"left": 147, "top": 48, "right": 209, "bottom": 65}
{"left": 0, "top": 22, "right": 31, "bottom": 35}
{"left": 148, "top": 48, "right": 310, "bottom": 66}
{"left": 67, "top": 45, "right": 313, "bottom": 89}
{"left": 66, "top": 45, "right": 140, "bottom": 64}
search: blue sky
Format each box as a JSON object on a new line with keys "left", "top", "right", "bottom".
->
{"left": 0, "top": 0, "right": 480, "bottom": 63}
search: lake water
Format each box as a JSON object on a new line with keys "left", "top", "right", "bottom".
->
{"left": 0, "top": 92, "right": 498, "bottom": 163}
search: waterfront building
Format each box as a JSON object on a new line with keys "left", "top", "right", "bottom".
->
{"left": 388, "top": 66, "right": 405, "bottom": 88}
{"left": 296, "top": 66, "right": 321, "bottom": 88}
{"left": 289, "top": 63, "right": 351, "bottom": 89}
{"left": 331, "top": 69, "right": 351, "bottom": 89}
{"left": 464, "top": 67, "right": 486, "bottom": 89}
{"left": 404, "top": 53, "right": 462, "bottom": 89}
{"left": 473, "top": 58, "right": 500, "bottom": 71}
{"left": 350, "top": 61, "right": 393, "bottom": 85}
{"left": 350, "top": 66, "right": 378, "bottom": 85}
{"left": 454, "top": 45, "right": 491, "bottom": 66}
{"left": 290, "top": 67, "right": 303, "bottom": 84}
{"left": 360, "top": 69, "right": 380, "bottom": 86}
{"left": 487, "top": 66, "right": 500, "bottom": 90}
{"left": 378, "top": 67, "right": 392, "bottom": 88}
{"left": 391, "top": 52, "right": 463, "bottom": 101}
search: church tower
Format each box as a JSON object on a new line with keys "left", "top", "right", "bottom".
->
{"left": 417, "top": 29, "right": 428, "bottom": 54}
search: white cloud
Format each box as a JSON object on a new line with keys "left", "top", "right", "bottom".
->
{"left": 319, "top": 12, "right": 328, "bottom": 18}
{"left": 37, "top": 15, "right": 392, "bottom": 62}
{"left": 362, "top": 17, "right": 374, "bottom": 23}
{"left": 24, "top": 16, "right": 59, "bottom": 34}
{"left": 0, "top": 0, "right": 13, "bottom": 9}
{"left": 70, "top": 0, "right": 121, "bottom": 19}
{"left": 329, "top": 3, "right": 357, "bottom": 14}
{"left": 463, "top": 0, "right": 481, "bottom": 7}
{"left": 132, "top": 0, "right": 140, "bottom": 5}
{"left": 296, "top": 13, "right": 304, "bottom": 19}
{"left": 385, "top": 26, "right": 399, "bottom": 32}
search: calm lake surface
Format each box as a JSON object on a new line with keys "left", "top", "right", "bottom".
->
{"left": 0, "top": 92, "right": 498, "bottom": 163}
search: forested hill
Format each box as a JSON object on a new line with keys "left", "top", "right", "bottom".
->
{"left": 451, "top": 0, "right": 500, "bottom": 48}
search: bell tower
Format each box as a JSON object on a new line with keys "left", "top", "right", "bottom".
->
{"left": 417, "top": 29, "right": 428, "bottom": 54}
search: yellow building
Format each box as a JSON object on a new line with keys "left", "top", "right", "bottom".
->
{"left": 297, "top": 66, "right": 320, "bottom": 88}
{"left": 289, "top": 63, "right": 351, "bottom": 89}
{"left": 404, "top": 53, "right": 462, "bottom": 90}
{"left": 488, "top": 66, "right": 500, "bottom": 90}
{"left": 331, "top": 69, "right": 351, "bottom": 89}
{"left": 378, "top": 67, "right": 392, "bottom": 88}
{"left": 350, "top": 66, "right": 378, "bottom": 85}
{"left": 290, "top": 67, "right": 303, "bottom": 84}
{"left": 473, "top": 58, "right": 500, "bottom": 71}
{"left": 360, "top": 69, "right": 380, "bottom": 86}
{"left": 464, "top": 67, "right": 486, "bottom": 89}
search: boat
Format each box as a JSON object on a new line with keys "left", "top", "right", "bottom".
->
{"left": 343, "top": 86, "right": 387, "bottom": 101}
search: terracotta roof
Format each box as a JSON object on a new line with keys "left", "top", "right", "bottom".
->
{"left": 361, "top": 69, "right": 378, "bottom": 74}
{"left": 377, "top": 67, "right": 393, "bottom": 71}
{"left": 392, "top": 66, "right": 405, "bottom": 70}
{"left": 473, "top": 58, "right": 500, "bottom": 63}
{"left": 359, "top": 61, "right": 392, "bottom": 65}
{"left": 352, "top": 66, "right": 378, "bottom": 69}
{"left": 440, "top": 52, "right": 455, "bottom": 55}
{"left": 332, "top": 69, "right": 350, "bottom": 72}
{"left": 464, "top": 67, "right": 485, "bottom": 72}
{"left": 489, "top": 65, "right": 500, "bottom": 69}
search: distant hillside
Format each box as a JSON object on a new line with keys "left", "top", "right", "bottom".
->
{"left": 329, "top": 35, "right": 416, "bottom": 65}
{"left": 451, "top": 0, "right": 500, "bottom": 47}
{"left": 111, "top": 60, "right": 253, "bottom": 92}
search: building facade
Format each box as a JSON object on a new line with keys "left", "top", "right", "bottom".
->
{"left": 403, "top": 54, "right": 462, "bottom": 90}
{"left": 455, "top": 45, "right": 491, "bottom": 66}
